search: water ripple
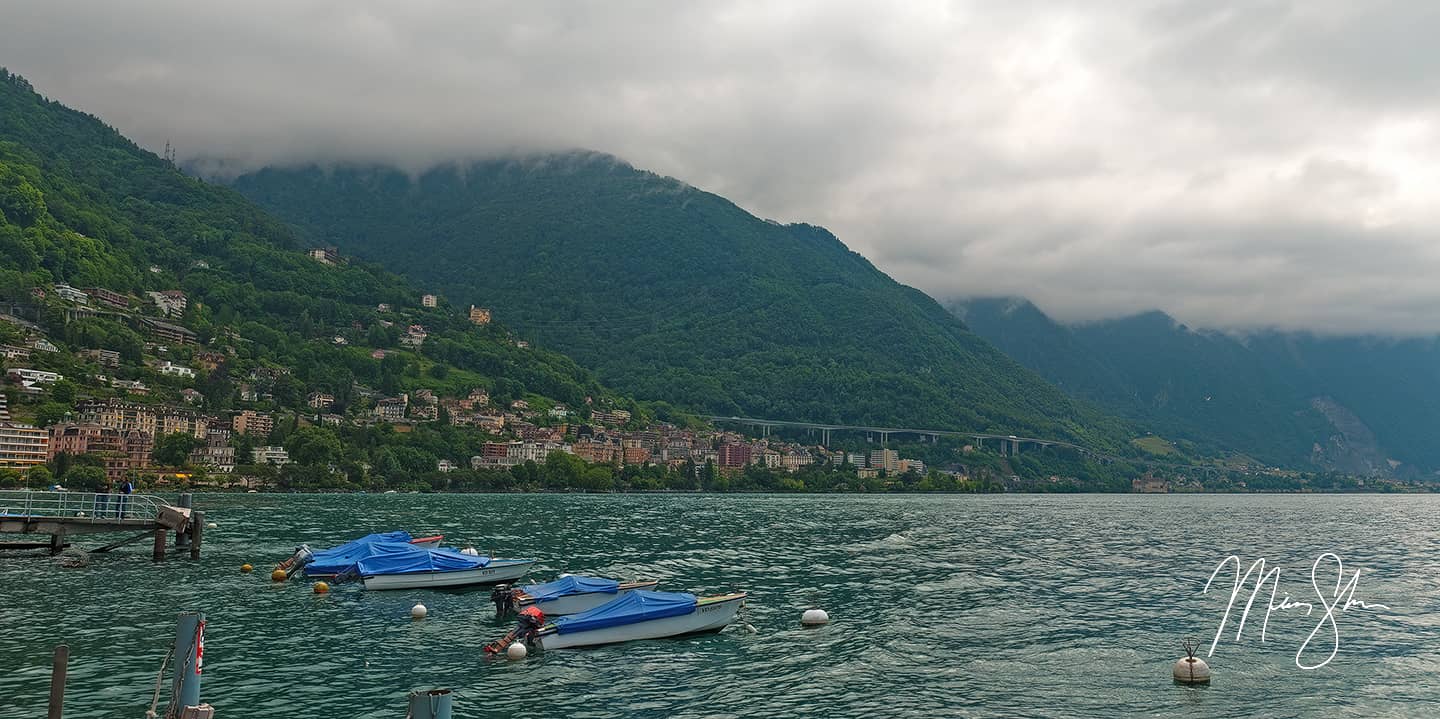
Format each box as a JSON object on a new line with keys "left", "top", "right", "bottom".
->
{"left": 1, "top": 493, "right": 1436, "bottom": 717}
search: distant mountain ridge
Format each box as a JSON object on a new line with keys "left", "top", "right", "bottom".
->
{"left": 951, "top": 297, "right": 1440, "bottom": 475}
{"left": 228, "top": 156, "right": 1132, "bottom": 448}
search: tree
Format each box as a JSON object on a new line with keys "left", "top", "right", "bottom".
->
{"left": 154, "top": 432, "right": 200, "bottom": 467}
{"left": 26, "top": 464, "right": 53, "bottom": 488}
{"left": 0, "top": 468, "right": 23, "bottom": 488}
{"left": 50, "top": 379, "right": 77, "bottom": 405}
{"left": 286, "top": 426, "right": 343, "bottom": 467}
{"left": 66, "top": 465, "right": 106, "bottom": 492}
{"left": 34, "top": 402, "right": 71, "bottom": 428}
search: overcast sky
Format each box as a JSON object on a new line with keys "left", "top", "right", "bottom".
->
{"left": 4, "top": 1, "right": 1438, "bottom": 334}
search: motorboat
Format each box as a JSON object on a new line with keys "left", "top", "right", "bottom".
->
{"left": 275, "top": 531, "right": 447, "bottom": 579}
{"left": 357, "top": 544, "right": 535, "bottom": 590}
{"left": 511, "top": 575, "right": 660, "bottom": 615}
{"left": 487, "top": 590, "right": 747, "bottom": 652}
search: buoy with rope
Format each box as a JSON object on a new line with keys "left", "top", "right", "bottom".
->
{"left": 1173, "top": 637, "right": 1211, "bottom": 684}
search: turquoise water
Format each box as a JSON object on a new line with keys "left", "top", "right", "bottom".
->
{"left": 1, "top": 494, "right": 1437, "bottom": 718}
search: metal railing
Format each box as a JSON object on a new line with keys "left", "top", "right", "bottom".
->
{"left": 0, "top": 490, "right": 167, "bottom": 523}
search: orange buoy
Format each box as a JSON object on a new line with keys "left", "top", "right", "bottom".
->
{"left": 314, "top": 581, "right": 330, "bottom": 594}
{"left": 241, "top": 563, "right": 254, "bottom": 573}
{"left": 271, "top": 568, "right": 288, "bottom": 582}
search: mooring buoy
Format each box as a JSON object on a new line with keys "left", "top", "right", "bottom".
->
{"left": 507, "top": 642, "right": 528, "bottom": 660}
{"left": 271, "top": 568, "right": 287, "bottom": 582}
{"left": 1174, "top": 637, "right": 1211, "bottom": 684}
{"left": 801, "top": 608, "right": 830, "bottom": 626}
{"left": 240, "top": 563, "right": 253, "bottom": 573}
{"left": 314, "top": 581, "right": 330, "bottom": 594}
{"left": 412, "top": 603, "right": 428, "bottom": 619}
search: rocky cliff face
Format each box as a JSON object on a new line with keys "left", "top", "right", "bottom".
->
{"left": 1309, "top": 396, "right": 1390, "bottom": 475}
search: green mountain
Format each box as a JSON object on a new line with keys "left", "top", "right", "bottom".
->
{"left": 952, "top": 297, "right": 1440, "bottom": 475}
{"left": 0, "top": 68, "right": 634, "bottom": 488}
{"left": 228, "top": 156, "right": 1131, "bottom": 449}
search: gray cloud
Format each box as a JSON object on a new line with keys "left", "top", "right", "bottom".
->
{"left": 4, "top": 1, "right": 1440, "bottom": 333}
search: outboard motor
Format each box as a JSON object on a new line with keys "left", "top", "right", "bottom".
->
{"left": 484, "top": 605, "right": 546, "bottom": 654}
{"left": 516, "top": 605, "right": 545, "bottom": 644}
{"left": 274, "top": 544, "right": 314, "bottom": 579}
{"left": 491, "top": 583, "right": 516, "bottom": 618}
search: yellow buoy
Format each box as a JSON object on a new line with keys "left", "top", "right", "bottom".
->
{"left": 314, "top": 581, "right": 330, "bottom": 594}
{"left": 271, "top": 568, "right": 288, "bottom": 582}
{"left": 240, "top": 563, "right": 254, "bottom": 573}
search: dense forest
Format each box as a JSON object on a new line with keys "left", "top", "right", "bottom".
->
{"left": 229, "top": 157, "right": 1135, "bottom": 451}
{"left": 952, "top": 297, "right": 1440, "bottom": 476}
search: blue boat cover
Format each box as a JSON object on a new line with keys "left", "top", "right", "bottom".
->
{"left": 303, "top": 531, "right": 413, "bottom": 575}
{"left": 356, "top": 543, "right": 491, "bottom": 576}
{"left": 553, "top": 590, "right": 697, "bottom": 635}
{"left": 522, "top": 575, "right": 620, "bottom": 602}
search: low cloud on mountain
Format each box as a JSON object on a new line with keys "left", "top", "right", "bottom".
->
{"left": 5, "top": 1, "right": 1439, "bottom": 333}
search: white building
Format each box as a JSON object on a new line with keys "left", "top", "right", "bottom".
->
{"left": 156, "top": 361, "right": 196, "bottom": 378}
{"left": 252, "top": 446, "right": 290, "bottom": 465}
{"left": 54, "top": 285, "right": 90, "bottom": 304}
{"left": 6, "top": 368, "right": 62, "bottom": 384}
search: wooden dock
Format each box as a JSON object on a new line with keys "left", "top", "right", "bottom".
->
{"left": 0, "top": 490, "right": 202, "bottom": 560}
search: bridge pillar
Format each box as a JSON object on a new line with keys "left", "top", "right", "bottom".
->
{"left": 822, "top": 429, "right": 831, "bottom": 447}
{"left": 880, "top": 431, "right": 889, "bottom": 445}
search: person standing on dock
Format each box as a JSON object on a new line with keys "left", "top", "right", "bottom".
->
{"left": 118, "top": 478, "right": 134, "bottom": 518}
{"left": 96, "top": 480, "right": 111, "bottom": 518}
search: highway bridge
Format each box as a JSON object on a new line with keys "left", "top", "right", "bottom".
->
{"left": 707, "top": 415, "right": 1236, "bottom": 475}
{"left": 707, "top": 416, "right": 1090, "bottom": 457}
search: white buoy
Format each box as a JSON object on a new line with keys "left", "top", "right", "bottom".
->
{"left": 207, "top": 522, "right": 218, "bottom": 529}
{"left": 1173, "top": 656, "right": 1211, "bottom": 684}
{"left": 1173, "top": 637, "right": 1211, "bottom": 684}
{"left": 506, "top": 642, "right": 528, "bottom": 660}
{"left": 801, "top": 608, "right": 830, "bottom": 626}
{"left": 411, "top": 603, "right": 428, "bottom": 620}
{"left": 460, "top": 546, "right": 479, "bottom": 556}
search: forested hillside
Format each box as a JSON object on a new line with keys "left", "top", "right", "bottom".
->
{"left": 952, "top": 297, "right": 1440, "bottom": 475}
{"left": 230, "top": 157, "right": 1132, "bottom": 449}
{"left": 0, "top": 68, "right": 637, "bottom": 489}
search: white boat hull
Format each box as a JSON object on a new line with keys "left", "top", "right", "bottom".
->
{"left": 362, "top": 559, "right": 535, "bottom": 590}
{"left": 517, "top": 581, "right": 660, "bottom": 615}
{"left": 536, "top": 594, "right": 745, "bottom": 649}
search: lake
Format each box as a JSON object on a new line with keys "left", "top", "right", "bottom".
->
{"left": 2, "top": 493, "right": 1436, "bottom": 718}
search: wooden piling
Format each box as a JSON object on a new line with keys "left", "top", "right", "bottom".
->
{"left": 47, "top": 644, "right": 67, "bottom": 719}
{"left": 176, "top": 493, "right": 193, "bottom": 548}
{"left": 49, "top": 533, "right": 64, "bottom": 555}
{"left": 152, "top": 528, "right": 167, "bottom": 562}
{"left": 190, "top": 511, "right": 204, "bottom": 560}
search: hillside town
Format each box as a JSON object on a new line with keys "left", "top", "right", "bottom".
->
{"left": 1, "top": 280, "right": 941, "bottom": 492}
